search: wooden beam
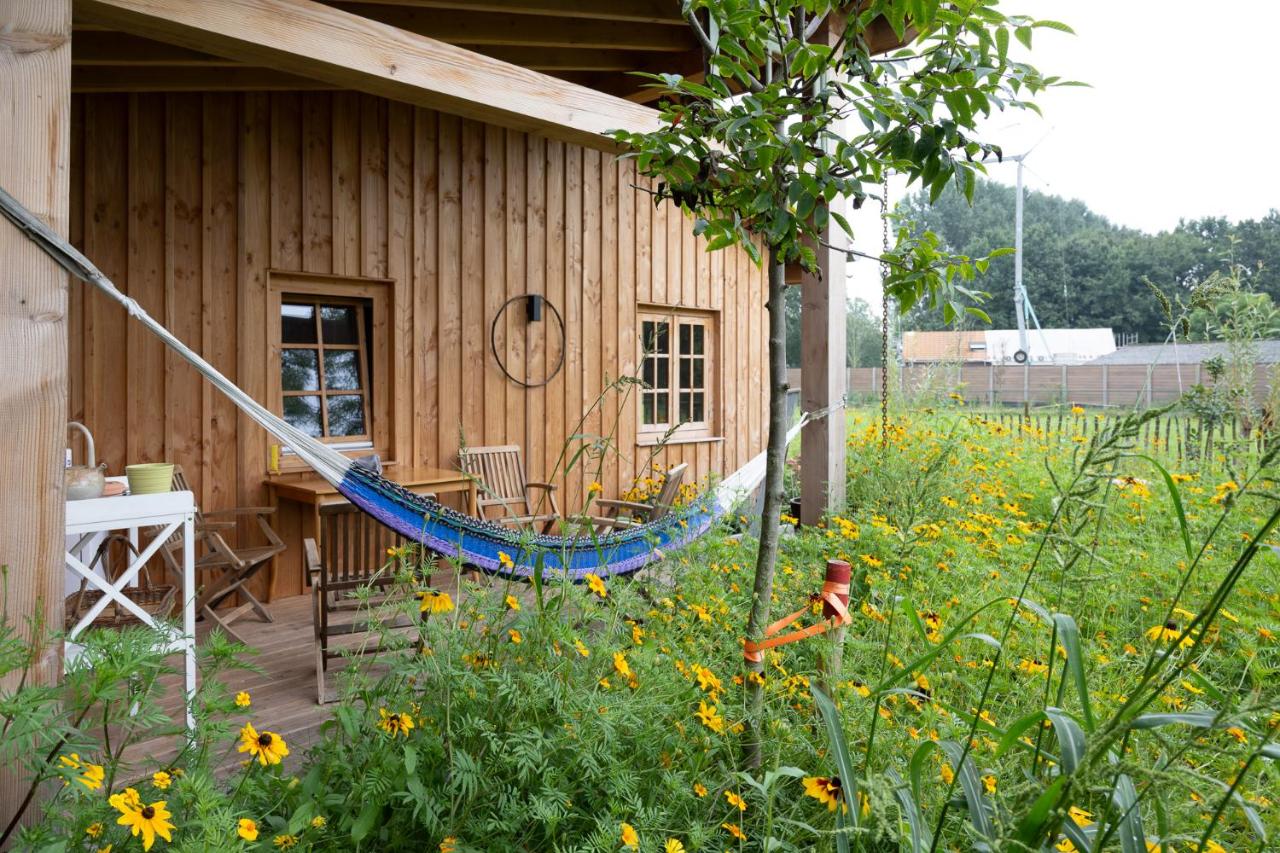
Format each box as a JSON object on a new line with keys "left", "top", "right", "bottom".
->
{"left": 322, "top": 0, "right": 686, "bottom": 25}
{"left": 72, "top": 29, "right": 238, "bottom": 65}
{"left": 0, "top": 0, "right": 71, "bottom": 829}
{"left": 73, "top": 65, "right": 336, "bottom": 90}
{"left": 330, "top": 5, "right": 695, "bottom": 50}
{"left": 465, "top": 45, "right": 650, "bottom": 72}
{"left": 799, "top": 233, "right": 847, "bottom": 526}
{"left": 74, "top": 0, "right": 662, "bottom": 149}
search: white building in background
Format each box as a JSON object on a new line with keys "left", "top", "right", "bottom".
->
{"left": 903, "top": 328, "right": 1116, "bottom": 365}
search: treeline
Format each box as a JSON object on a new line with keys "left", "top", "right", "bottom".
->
{"left": 898, "top": 178, "right": 1280, "bottom": 341}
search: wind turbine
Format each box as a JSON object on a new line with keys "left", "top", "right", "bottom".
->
{"left": 1004, "top": 131, "right": 1053, "bottom": 364}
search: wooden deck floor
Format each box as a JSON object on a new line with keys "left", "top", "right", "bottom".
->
{"left": 123, "top": 593, "right": 331, "bottom": 769}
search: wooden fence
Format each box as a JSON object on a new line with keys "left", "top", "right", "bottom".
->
{"left": 788, "top": 362, "right": 1278, "bottom": 409}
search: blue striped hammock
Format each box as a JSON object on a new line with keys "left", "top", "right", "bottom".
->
{"left": 2, "top": 186, "right": 783, "bottom": 580}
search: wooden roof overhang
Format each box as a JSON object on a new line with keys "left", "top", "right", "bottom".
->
{"left": 71, "top": 0, "right": 909, "bottom": 150}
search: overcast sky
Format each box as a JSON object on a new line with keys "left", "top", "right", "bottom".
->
{"left": 846, "top": 0, "right": 1280, "bottom": 311}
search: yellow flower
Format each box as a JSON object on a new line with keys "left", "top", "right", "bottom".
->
{"left": 418, "top": 590, "right": 455, "bottom": 614}
{"left": 310, "top": 816, "right": 326, "bottom": 829}
{"left": 1018, "top": 658, "right": 1048, "bottom": 676}
{"left": 585, "top": 573, "right": 608, "bottom": 598}
{"left": 1226, "top": 726, "right": 1247, "bottom": 743}
{"left": 274, "top": 835, "right": 298, "bottom": 849}
{"left": 613, "top": 652, "right": 632, "bottom": 679}
{"left": 505, "top": 594, "right": 521, "bottom": 611}
{"left": 1145, "top": 621, "right": 1194, "bottom": 649}
{"left": 86, "top": 822, "right": 104, "bottom": 838}
{"left": 696, "top": 701, "right": 725, "bottom": 734}
{"left": 1069, "top": 806, "right": 1094, "bottom": 827}
{"left": 509, "top": 628, "right": 523, "bottom": 644}
{"left": 1202, "top": 842, "right": 1225, "bottom": 853}
{"left": 620, "top": 822, "right": 639, "bottom": 849}
{"left": 1070, "top": 406, "right": 1085, "bottom": 415}
{"left": 110, "top": 788, "right": 175, "bottom": 851}
{"left": 574, "top": 638, "right": 590, "bottom": 657}
{"left": 664, "top": 840, "right": 685, "bottom": 853}
{"left": 237, "top": 818, "right": 259, "bottom": 842}
{"left": 498, "top": 551, "right": 515, "bottom": 569}
{"left": 982, "top": 775, "right": 997, "bottom": 794}
{"left": 152, "top": 771, "right": 171, "bottom": 790}
{"left": 79, "top": 762, "right": 105, "bottom": 792}
{"left": 693, "top": 782, "right": 708, "bottom": 797}
{"left": 725, "top": 790, "right": 747, "bottom": 812}
{"left": 235, "top": 691, "right": 251, "bottom": 708}
{"left": 802, "top": 776, "right": 845, "bottom": 812}
{"left": 378, "top": 708, "right": 415, "bottom": 737}
{"left": 722, "top": 822, "right": 747, "bottom": 840}
{"left": 1056, "top": 840, "right": 1078, "bottom": 853}
{"left": 439, "top": 837, "right": 457, "bottom": 853}
{"left": 940, "top": 763, "right": 955, "bottom": 785}
{"left": 237, "top": 723, "right": 290, "bottom": 766}
{"left": 588, "top": 481, "right": 603, "bottom": 494}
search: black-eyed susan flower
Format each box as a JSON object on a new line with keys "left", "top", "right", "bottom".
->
{"left": 378, "top": 708, "right": 415, "bottom": 737}
{"left": 237, "top": 723, "right": 289, "bottom": 766}
{"left": 1146, "top": 620, "right": 1194, "bottom": 649}
{"left": 1018, "top": 658, "right": 1048, "bottom": 676}
{"left": 274, "top": 834, "right": 298, "bottom": 849}
{"left": 110, "top": 787, "right": 175, "bottom": 851}
{"left": 311, "top": 816, "right": 326, "bottom": 829}
{"left": 802, "top": 776, "right": 845, "bottom": 812}
{"left": 237, "top": 818, "right": 259, "bottom": 841}
{"left": 620, "top": 822, "right": 639, "bottom": 849}
{"left": 418, "top": 590, "right": 454, "bottom": 614}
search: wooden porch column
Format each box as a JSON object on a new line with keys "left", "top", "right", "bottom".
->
{"left": 799, "top": 232, "right": 847, "bottom": 525}
{"left": 0, "top": 0, "right": 71, "bottom": 826}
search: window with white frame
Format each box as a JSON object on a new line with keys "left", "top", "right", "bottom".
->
{"left": 639, "top": 310, "right": 714, "bottom": 437}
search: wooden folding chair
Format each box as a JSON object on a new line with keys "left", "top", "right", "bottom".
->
{"left": 457, "top": 444, "right": 561, "bottom": 532}
{"left": 304, "top": 505, "right": 425, "bottom": 703}
{"left": 595, "top": 462, "right": 690, "bottom": 526}
{"left": 155, "top": 467, "right": 286, "bottom": 644}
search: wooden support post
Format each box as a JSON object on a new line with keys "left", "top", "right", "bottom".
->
{"left": 800, "top": 233, "right": 846, "bottom": 526}
{"left": 0, "top": 0, "right": 71, "bottom": 828}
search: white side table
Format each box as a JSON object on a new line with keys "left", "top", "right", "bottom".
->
{"left": 64, "top": 488, "right": 197, "bottom": 730}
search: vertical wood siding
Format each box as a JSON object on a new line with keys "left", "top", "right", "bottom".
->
{"left": 67, "top": 91, "right": 768, "bottom": 597}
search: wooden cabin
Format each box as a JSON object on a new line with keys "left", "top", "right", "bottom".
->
{"left": 0, "top": 2, "right": 849, "bottom": 642}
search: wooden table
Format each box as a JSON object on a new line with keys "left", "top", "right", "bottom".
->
{"left": 267, "top": 466, "right": 477, "bottom": 595}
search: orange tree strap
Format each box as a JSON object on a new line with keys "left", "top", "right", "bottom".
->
{"left": 743, "top": 580, "right": 851, "bottom": 664}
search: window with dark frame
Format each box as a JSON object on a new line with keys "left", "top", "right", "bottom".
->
{"left": 279, "top": 297, "right": 373, "bottom": 442}
{"left": 639, "top": 310, "right": 714, "bottom": 436}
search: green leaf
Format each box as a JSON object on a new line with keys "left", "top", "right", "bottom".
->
{"left": 351, "top": 801, "right": 381, "bottom": 842}
{"left": 811, "top": 683, "right": 861, "bottom": 827}
{"left": 1044, "top": 707, "right": 1086, "bottom": 773}
{"left": 1111, "top": 773, "right": 1147, "bottom": 853}
{"left": 939, "top": 740, "right": 996, "bottom": 842}
{"left": 886, "top": 768, "right": 932, "bottom": 853}
{"left": 1134, "top": 454, "right": 1193, "bottom": 562}
{"left": 1130, "top": 711, "right": 1221, "bottom": 730}
{"left": 404, "top": 743, "right": 417, "bottom": 776}
{"left": 1013, "top": 775, "right": 1067, "bottom": 846}
{"left": 1052, "top": 613, "right": 1095, "bottom": 731}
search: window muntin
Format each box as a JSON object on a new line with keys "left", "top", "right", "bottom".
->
{"left": 280, "top": 298, "right": 371, "bottom": 441}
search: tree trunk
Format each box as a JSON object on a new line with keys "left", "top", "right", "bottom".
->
{"left": 742, "top": 248, "right": 789, "bottom": 769}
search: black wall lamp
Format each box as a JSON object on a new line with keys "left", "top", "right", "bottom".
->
{"left": 526, "top": 293, "right": 544, "bottom": 323}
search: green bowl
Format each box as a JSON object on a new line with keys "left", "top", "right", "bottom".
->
{"left": 126, "top": 463, "right": 174, "bottom": 495}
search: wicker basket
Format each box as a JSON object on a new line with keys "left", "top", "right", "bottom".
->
{"left": 65, "top": 533, "right": 177, "bottom": 630}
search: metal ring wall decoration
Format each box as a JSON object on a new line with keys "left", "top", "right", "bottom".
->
{"left": 489, "top": 294, "right": 566, "bottom": 388}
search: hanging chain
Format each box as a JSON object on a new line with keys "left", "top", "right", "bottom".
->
{"left": 880, "top": 174, "right": 890, "bottom": 450}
